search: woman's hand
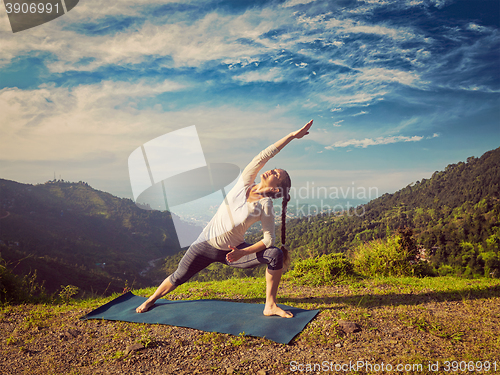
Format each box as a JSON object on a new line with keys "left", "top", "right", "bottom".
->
{"left": 274, "top": 119, "right": 313, "bottom": 151}
{"left": 291, "top": 119, "right": 313, "bottom": 139}
{"left": 226, "top": 245, "right": 246, "bottom": 263}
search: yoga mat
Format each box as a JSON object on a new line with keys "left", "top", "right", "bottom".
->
{"left": 80, "top": 292, "right": 319, "bottom": 344}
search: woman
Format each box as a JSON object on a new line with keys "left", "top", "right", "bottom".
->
{"left": 136, "top": 120, "right": 313, "bottom": 318}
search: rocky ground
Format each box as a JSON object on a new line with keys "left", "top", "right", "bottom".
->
{"left": 1, "top": 279, "right": 499, "bottom": 374}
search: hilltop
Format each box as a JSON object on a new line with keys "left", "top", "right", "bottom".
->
{"left": 1, "top": 276, "right": 499, "bottom": 374}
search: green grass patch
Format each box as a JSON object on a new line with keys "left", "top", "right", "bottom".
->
{"left": 134, "top": 277, "right": 267, "bottom": 302}
{"left": 284, "top": 253, "right": 356, "bottom": 286}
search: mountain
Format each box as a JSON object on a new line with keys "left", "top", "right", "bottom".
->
{"left": 0, "top": 179, "right": 190, "bottom": 294}
{"left": 281, "top": 147, "right": 500, "bottom": 276}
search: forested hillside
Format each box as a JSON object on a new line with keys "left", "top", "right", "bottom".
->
{"left": 282, "top": 147, "right": 500, "bottom": 277}
{"left": 0, "top": 179, "right": 186, "bottom": 293}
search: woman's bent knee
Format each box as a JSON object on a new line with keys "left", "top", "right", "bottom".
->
{"left": 266, "top": 246, "right": 283, "bottom": 270}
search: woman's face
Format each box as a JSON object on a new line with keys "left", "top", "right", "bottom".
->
{"left": 261, "top": 168, "right": 284, "bottom": 188}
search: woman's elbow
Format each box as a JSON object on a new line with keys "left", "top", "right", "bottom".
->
{"left": 263, "top": 235, "right": 275, "bottom": 248}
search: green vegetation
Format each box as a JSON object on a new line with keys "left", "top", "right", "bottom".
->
{"left": 353, "top": 236, "right": 413, "bottom": 277}
{"left": 282, "top": 147, "right": 500, "bottom": 279}
{"left": 352, "top": 232, "right": 433, "bottom": 278}
{"left": 59, "top": 285, "right": 80, "bottom": 304}
{"left": 284, "top": 253, "right": 355, "bottom": 286}
{"left": 0, "top": 178, "right": 186, "bottom": 294}
{"left": 0, "top": 256, "right": 47, "bottom": 304}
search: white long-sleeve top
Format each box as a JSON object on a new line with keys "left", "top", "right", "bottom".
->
{"left": 203, "top": 144, "right": 280, "bottom": 250}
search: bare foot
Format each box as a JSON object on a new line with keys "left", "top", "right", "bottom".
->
{"left": 264, "top": 304, "right": 294, "bottom": 318}
{"left": 136, "top": 300, "right": 155, "bottom": 313}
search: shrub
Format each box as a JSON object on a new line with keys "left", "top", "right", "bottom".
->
{"left": 0, "top": 258, "right": 48, "bottom": 305}
{"left": 285, "top": 253, "right": 355, "bottom": 286}
{"left": 480, "top": 251, "right": 500, "bottom": 278}
{"left": 437, "top": 264, "right": 459, "bottom": 276}
{"left": 352, "top": 235, "right": 432, "bottom": 277}
{"left": 0, "top": 260, "right": 23, "bottom": 304}
{"left": 59, "top": 285, "right": 79, "bottom": 304}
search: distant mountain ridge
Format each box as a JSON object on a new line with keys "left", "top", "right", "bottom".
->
{"left": 367, "top": 150, "right": 500, "bottom": 212}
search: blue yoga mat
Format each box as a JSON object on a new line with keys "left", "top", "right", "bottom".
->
{"left": 80, "top": 292, "right": 319, "bottom": 344}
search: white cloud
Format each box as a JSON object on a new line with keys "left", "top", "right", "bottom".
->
{"left": 466, "top": 23, "right": 494, "bottom": 34}
{"left": 69, "top": 0, "right": 197, "bottom": 20}
{"left": 325, "top": 135, "right": 424, "bottom": 149}
{"left": 282, "top": 0, "right": 317, "bottom": 8}
{"left": 0, "top": 80, "right": 303, "bottom": 195}
{"left": 427, "top": 0, "right": 454, "bottom": 9}
{"left": 320, "top": 90, "right": 388, "bottom": 107}
{"left": 1, "top": 7, "right": 280, "bottom": 71}
{"left": 0, "top": 79, "right": 186, "bottom": 161}
{"left": 232, "top": 67, "right": 284, "bottom": 83}
{"left": 319, "top": 16, "right": 420, "bottom": 42}
{"left": 357, "top": 67, "right": 421, "bottom": 86}
{"left": 351, "top": 111, "right": 368, "bottom": 116}
{"left": 308, "top": 58, "right": 427, "bottom": 109}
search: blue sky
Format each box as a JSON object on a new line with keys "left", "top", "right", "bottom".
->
{"left": 1, "top": 0, "right": 499, "bottom": 211}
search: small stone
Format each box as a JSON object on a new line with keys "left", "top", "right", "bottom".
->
{"left": 257, "top": 370, "right": 267, "bottom": 375}
{"left": 67, "top": 329, "right": 80, "bottom": 338}
{"left": 226, "top": 367, "right": 234, "bottom": 374}
{"left": 60, "top": 330, "right": 78, "bottom": 340}
{"left": 338, "top": 320, "right": 361, "bottom": 333}
{"left": 335, "top": 343, "right": 342, "bottom": 348}
{"left": 125, "top": 343, "right": 145, "bottom": 355}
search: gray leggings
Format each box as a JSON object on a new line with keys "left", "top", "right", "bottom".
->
{"left": 168, "top": 239, "right": 283, "bottom": 286}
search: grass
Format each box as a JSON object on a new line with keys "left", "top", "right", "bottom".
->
{"left": 133, "top": 277, "right": 267, "bottom": 302}
{"left": 1, "top": 275, "right": 500, "bottom": 374}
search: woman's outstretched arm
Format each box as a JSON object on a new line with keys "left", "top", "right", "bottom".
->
{"left": 239, "top": 120, "right": 313, "bottom": 186}
{"left": 274, "top": 119, "right": 313, "bottom": 151}
{"left": 226, "top": 241, "right": 267, "bottom": 263}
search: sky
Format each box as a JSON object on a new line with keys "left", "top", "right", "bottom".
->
{"left": 1, "top": 0, "right": 499, "bottom": 216}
